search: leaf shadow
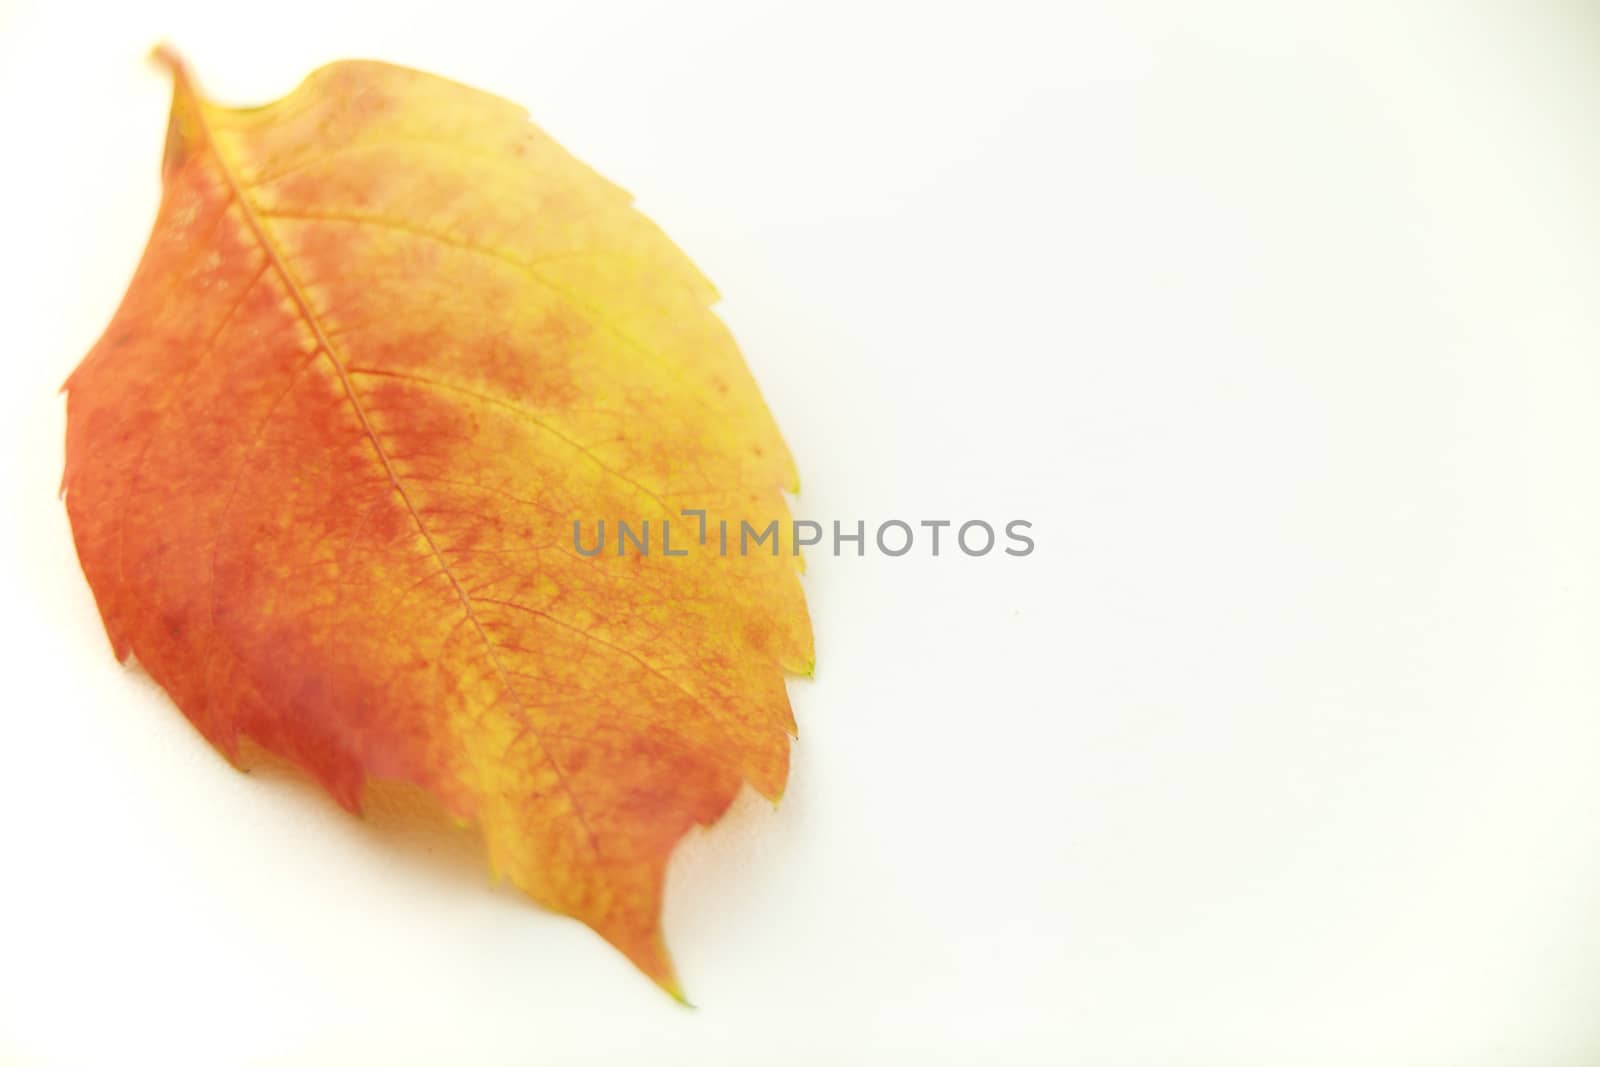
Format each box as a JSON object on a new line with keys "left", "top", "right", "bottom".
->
{"left": 231, "top": 738, "right": 525, "bottom": 904}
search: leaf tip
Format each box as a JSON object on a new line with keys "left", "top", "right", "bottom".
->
{"left": 660, "top": 975, "right": 694, "bottom": 1008}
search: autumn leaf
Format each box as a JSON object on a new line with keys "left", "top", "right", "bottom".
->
{"left": 60, "top": 46, "right": 812, "bottom": 998}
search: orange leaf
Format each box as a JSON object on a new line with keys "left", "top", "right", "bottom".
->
{"left": 61, "top": 47, "right": 813, "bottom": 998}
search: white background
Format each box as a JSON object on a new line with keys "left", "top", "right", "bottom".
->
{"left": 2, "top": 1, "right": 1598, "bottom": 1063}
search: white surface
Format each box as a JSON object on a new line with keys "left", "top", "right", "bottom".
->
{"left": 3, "top": 1, "right": 1599, "bottom": 1064}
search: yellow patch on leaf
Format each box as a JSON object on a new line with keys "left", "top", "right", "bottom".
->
{"left": 61, "top": 47, "right": 812, "bottom": 997}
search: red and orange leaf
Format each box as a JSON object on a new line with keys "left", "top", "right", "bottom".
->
{"left": 61, "top": 48, "right": 812, "bottom": 997}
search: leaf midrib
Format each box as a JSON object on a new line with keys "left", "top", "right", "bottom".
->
{"left": 179, "top": 74, "right": 602, "bottom": 858}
